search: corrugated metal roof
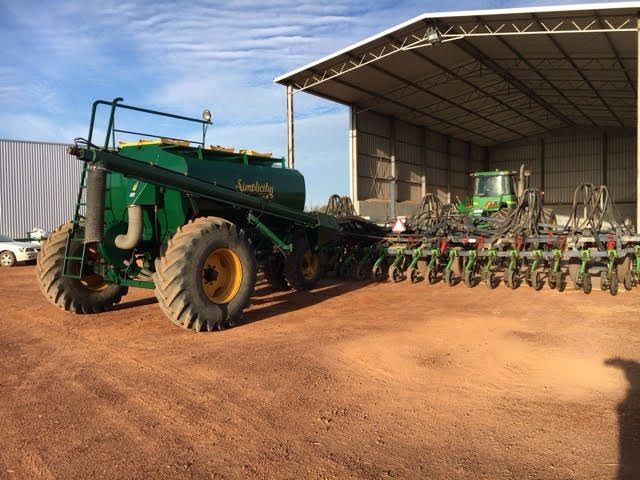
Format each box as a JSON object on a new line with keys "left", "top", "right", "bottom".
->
{"left": 0, "top": 140, "right": 81, "bottom": 238}
{"left": 275, "top": 2, "right": 638, "bottom": 147}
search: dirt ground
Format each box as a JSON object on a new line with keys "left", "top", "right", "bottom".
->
{"left": 1, "top": 265, "right": 639, "bottom": 480}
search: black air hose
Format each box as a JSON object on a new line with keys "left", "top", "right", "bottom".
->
{"left": 84, "top": 164, "right": 106, "bottom": 244}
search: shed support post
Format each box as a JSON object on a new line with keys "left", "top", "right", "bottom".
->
{"left": 349, "top": 105, "right": 359, "bottom": 213}
{"left": 637, "top": 16, "right": 640, "bottom": 228}
{"left": 466, "top": 142, "right": 472, "bottom": 194}
{"left": 421, "top": 127, "right": 427, "bottom": 198}
{"left": 446, "top": 136, "right": 451, "bottom": 204}
{"left": 390, "top": 117, "right": 397, "bottom": 219}
{"left": 286, "top": 84, "right": 294, "bottom": 169}
{"left": 540, "top": 138, "right": 545, "bottom": 195}
{"left": 602, "top": 132, "right": 608, "bottom": 187}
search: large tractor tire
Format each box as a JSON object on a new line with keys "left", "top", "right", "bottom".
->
{"left": 284, "top": 235, "right": 324, "bottom": 290}
{"left": 263, "top": 253, "right": 289, "bottom": 290}
{"left": 153, "top": 217, "right": 256, "bottom": 332}
{"left": 36, "top": 223, "right": 127, "bottom": 313}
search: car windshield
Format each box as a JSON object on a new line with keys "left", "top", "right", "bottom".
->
{"left": 0, "top": 234, "right": 14, "bottom": 242}
{"left": 474, "top": 175, "right": 511, "bottom": 197}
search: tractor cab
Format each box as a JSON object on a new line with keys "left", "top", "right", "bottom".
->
{"left": 457, "top": 166, "right": 530, "bottom": 216}
{"left": 470, "top": 171, "right": 517, "bottom": 215}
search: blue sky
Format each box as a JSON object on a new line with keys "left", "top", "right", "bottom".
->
{"left": 1, "top": 0, "right": 587, "bottom": 206}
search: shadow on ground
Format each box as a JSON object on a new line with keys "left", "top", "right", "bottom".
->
{"left": 242, "top": 277, "right": 371, "bottom": 326}
{"left": 108, "top": 274, "right": 372, "bottom": 329}
{"left": 112, "top": 296, "right": 158, "bottom": 310}
{"left": 605, "top": 358, "right": 640, "bottom": 480}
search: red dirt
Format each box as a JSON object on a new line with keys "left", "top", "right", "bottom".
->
{"left": 1, "top": 265, "right": 639, "bottom": 479}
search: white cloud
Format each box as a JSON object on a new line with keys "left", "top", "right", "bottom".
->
{"left": 0, "top": 113, "right": 88, "bottom": 143}
{"left": 0, "top": 0, "right": 593, "bottom": 204}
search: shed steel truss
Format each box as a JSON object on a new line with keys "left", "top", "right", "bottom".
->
{"left": 357, "top": 59, "right": 634, "bottom": 112}
{"left": 278, "top": 6, "right": 640, "bottom": 225}
{"left": 289, "top": 13, "right": 636, "bottom": 93}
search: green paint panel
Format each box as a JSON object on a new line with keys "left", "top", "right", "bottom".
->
{"left": 74, "top": 141, "right": 318, "bottom": 283}
{"left": 118, "top": 143, "right": 306, "bottom": 211}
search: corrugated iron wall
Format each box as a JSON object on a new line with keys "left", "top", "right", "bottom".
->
{"left": 424, "top": 130, "right": 448, "bottom": 203}
{"left": 449, "top": 138, "right": 471, "bottom": 204}
{"left": 355, "top": 111, "right": 636, "bottom": 223}
{"left": 0, "top": 140, "right": 81, "bottom": 238}
{"left": 356, "top": 111, "right": 480, "bottom": 220}
{"left": 357, "top": 111, "right": 391, "bottom": 201}
{"left": 489, "top": 139, "right": 542, "bottom": 190}
{"left": 395, "top": 120, "right": 423, "bottom": 202}
{"left": 488, "top": 130, "right": 636, "bottom": 207}
{"left": 604, "top": 132, "right": 636, "bottom": 203}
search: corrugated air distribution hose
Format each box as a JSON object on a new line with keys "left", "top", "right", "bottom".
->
{"left": 84, "top": 165, "right": 106, "bottom": 244}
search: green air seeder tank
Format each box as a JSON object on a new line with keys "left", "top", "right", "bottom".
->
{"left": 94, "top": 140, "right": 309, "bottom": 252}
{"left": 36, "top": 99, "right": 337, "bottom": 333}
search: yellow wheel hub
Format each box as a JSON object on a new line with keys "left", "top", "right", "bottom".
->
{"left": 201, "top": 248, "right": 243, "bottom": 304}
{"left": 302, "top": 250, "right": 319, "bottom": 281}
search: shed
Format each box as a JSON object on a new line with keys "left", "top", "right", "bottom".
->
{"left": 275, "top": 2, "right": 639, "bottom": 224}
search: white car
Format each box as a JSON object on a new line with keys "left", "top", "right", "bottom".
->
{"left": 0, "top": 234, "right": 41, "bottom": 267}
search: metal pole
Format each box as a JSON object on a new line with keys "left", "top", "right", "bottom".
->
{"left": 602, "top": 132, "right": 608, "bottom": 187}
{"left": 421, "top": 126, "right": 427, "bottom": 198}
{"left": 286, "top": 84, "right": 294, "bottom": 169}
{"left": 390, "top": 117, "right": 396, "bottom": 219}
{"left": 446, "top": 136, "right": 451, "bottom": 204}
{"left": 540, "top": 138, "right": 545, "bottom": 195}
{"left": 637, "top": 16, "right": 640, "bottom": 229}
{"left": 349, "top": 105, "right": 359, "bottom": 213}
{"left": 466, "top": 142, "right": 472, "bottom": 195}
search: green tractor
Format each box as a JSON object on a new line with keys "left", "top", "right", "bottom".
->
{"left": 456, "top": 165, "right": 530, "bottom": 218}
{"left": 456, "top": 165, "right": 556, "bottom": 227}
{"left": 36, "top": 98, "right": 338, "bottom": 332}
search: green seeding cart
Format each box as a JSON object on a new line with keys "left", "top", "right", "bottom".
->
{"left": 37, "top": 98, "right": 337, "bottom": 331}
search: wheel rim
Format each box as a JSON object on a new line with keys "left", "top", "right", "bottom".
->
{"left": 1, "top": 253, "right": 13, "bottom": 265}
{"left": 201, "top": 248, "right": 243, "bottom": 304}
{"left": 302, "top": 250, "right": 319, "bottom": 281}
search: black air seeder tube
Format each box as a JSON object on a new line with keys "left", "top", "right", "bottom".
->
{"left": 84, "top": 165, "right": 106, "bottom": 244}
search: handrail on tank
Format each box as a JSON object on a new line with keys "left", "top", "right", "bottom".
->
{"left": 86, "top": 97, "right": 213, "bottom": 150}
